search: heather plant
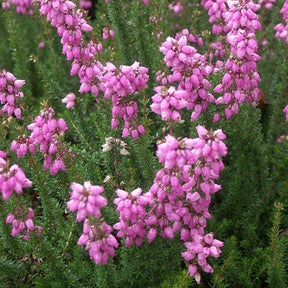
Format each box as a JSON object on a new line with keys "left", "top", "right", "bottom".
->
{"left": 1, "top": 0, "right": 288, "bottom": 287}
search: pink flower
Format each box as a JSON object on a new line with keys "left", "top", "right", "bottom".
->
{"left": 146, "top": 126, "right": 226, "bottom": 281}
{"left": 77, "top": 219, "right": 119, "bottom": 264}
{"left": 283, "top": 104, "right": 288, "bottom": 121}
{"left": 67, "top": 181, "right": 107, "bottom": 221}
{"left": 0, "top": 70, "right": 26, "bottom": 118}
{"left": 21, "top": 106, "right": 73, "bottom": 175}
{"left": 213, "top": 0, "right": 261, "bottom": 119}
{"left": 62, "top": 93, "right": 76, "bottom": 109}
{"left": 80, "top": 0, "right": 92, "bottom": 9}
{"left": 6, "top": 207, "right": 41, "bottom": 239}
{"left": 113, "top": 188, "right": 149, "bottom": 247}
{"left": 168, "top": 2, "right": 184, "bottom": 14}
{"left": 0, "top": 156, "right": 32, "bottom": 201}
{"left": 3, "top": 0, "right": 34, "bottom": 15}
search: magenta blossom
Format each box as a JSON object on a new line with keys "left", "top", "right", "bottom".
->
{"left": 77, "top": 219, "right": 119, "bottom": 264}
{"left": 67, "top": 181, "right": 107, "bottom": 221}
{"left": 0, "top": 70, "right": 26, "bottom": 118}
{"left": 6, "top": 207, "right": 42, "bottom": 240}
{"left": 0, "top": 152, "right": 32, "bottom": 201}
{"left": 113, "top": 188, "right": 151, "bottom": 247}
{"left": 62, "top": 93, "right": 76, "bottom": 109}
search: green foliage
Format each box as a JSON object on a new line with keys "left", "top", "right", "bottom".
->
{"left": 267, "top": 203, "right": 287, "bottom": 288}
{"left": 1, "top": 0, "right": 288, "bottom": 287}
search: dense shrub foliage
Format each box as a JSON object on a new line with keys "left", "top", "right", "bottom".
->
{"left": 1, "top": 0, "right": 288, "bottom": 287}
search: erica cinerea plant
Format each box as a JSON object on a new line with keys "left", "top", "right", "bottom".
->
{"left": 36, "top": 0, "right": 150, "bottom": 140}
{"left": 2, "top": 0, "right": 288, "bottom": 286}
{"left": 0, "top": 149, "right": 42, "bottom": 240}
{"left": 275, "top": 0, "right": 288, "bottom": 43}
{"left": 0, "top": 70, "right": 25, "bottom": 119}
{"left": 0, "top": 0, "right": 227, "bottom": 284}
{"left": 213, "top": 0, "right": 262, "bottom": 120}
{"left": 143, "top": 126, "right": 227, "bottom": 283}
{"left": 67, "top": 181, "right": 119, "bottom": 264}
{"left": 2, "top": 0, "right": 34, "bottom": 15}
{"left": 153, "top": 29, "right": 215, "bottom": 122}
{"left": 0, "top": 151, "right": 32, "bottom": 201}
{"left": 99, "top": 61, "right": 149, "bottom": 139}
{"left": 11, "top": 104, "right": 74, "bottom": 175}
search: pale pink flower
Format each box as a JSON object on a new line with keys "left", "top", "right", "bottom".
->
{"left": 113, "top": 188, "right": 149, "bottom": 247}
{"left": 0, "top": 155, "right": 32, "bottom": 201}
{"left": 6, "top": 207, "right": 41, "bottom": 239}
{"left": 62, "top": 93, "right": 76, "bottom": 109}
{"left": 67, "top": 181, "right": 107, "bottom": 221}
{"left": 77, "top": 219, "right": 119, "bottom": 264}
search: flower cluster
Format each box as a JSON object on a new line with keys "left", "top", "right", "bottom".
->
{"left": 182, "top": 231, "right": 223, "bottom": 284}
{"left": 37, "top": 0, "right": 103, "bottom": 98}
{"left": 2, "top": 0, "right": 34, "bottom": 16}
{"left": 213, "top": 0, "right": 262, "bottom": 120}
{"left": 277, "top": 105, "right": 288, "bottom": 142}
{"left": 151, "top": 86, "right": 187, "bottom": 122}
{"left": 259, "top": 0, "right": 275, "bottom": 10}
{"left": 168, "top": 1, "right": 184, "bottom": 14}
{"left": 62, "top": 92, "right": 76, "bottom": 109}
{"left": 10, "top": 134, "right": 36, "bottom": 159}
{"left": 0, "top": 151, "right": 32, "bottom": 201}
{"left": 0, "top": 70, "right": 25, "bottom": 119}
{"left": 154, "top": 29, "right": 215, "bottom": 122}
{"left": 37, "top": 0, "right": 148, "bottom": 140}
{"left": 79, "top": 0, "right": 92, "bottom": 9}
{"left": 143, "top": 125, "right": 227, "bottom": 283}
{"left": 67, "top": 181, "right": 107, "bottom": 221}
{"left": 105, "top": 125, "right": 227, "bottom": 283}
{"left": 67, "top": 181, "right": 118, "bottom": 264}
{"left": 0, "top": 151, "right": 40, "bottom": 240}
{"left": 275, "top": 0, "right": 288, "bottom": 44}
{"left": 201, "top": 0, "right": 227, "bottom": 34}
{"left": 102, "top": 27, "right": 115, "bottom": 40}
{"left": 77, "top": 219, "right": 119, "bottom": 264}
{"left": 6, "top": 207, "right": 42, "bottom": 240}
{"left": 11, "top": 106, "right": 73, "bottom": 175}
{"left": 113, "top": 188, "right": 151, "bottom": 247}
{"left": 38, "top": 0, "right": 93, "bottom": 61}
{"left": 99, "top": 61, "right": 149, "bottom": 139}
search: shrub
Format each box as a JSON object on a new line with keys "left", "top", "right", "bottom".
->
{"left": 0, "top": 0, "right": 288, "bottom": 287}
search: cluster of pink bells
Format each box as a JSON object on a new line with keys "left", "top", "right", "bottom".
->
{"left": 66, "top": 125, "right": 227, "bottom": 282}
{"left": 0, "top": 150, "right": 41, "bottom": 240}
{"left": 1, "top": 0, "right": 288, "bottom": 284}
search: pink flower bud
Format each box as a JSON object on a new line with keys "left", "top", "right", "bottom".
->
{"left": 57, "top": 118, "right": 68, "bottom": 131}
{"left": 14, "top": 108, "right": 21, "bottom": 118}
{"left": 6, "top": 213, "right": 14, "bottom": 224}
{"left": 131, "top": 129, "right": 139, "bottom": 140}
{"left": 6, "top": 72, "right": 16, "bottom": 81}
{"left": 122, "top": 128, "right": 130, "bottom": 138}
{"left": 81, "top": 23, "right": 93, "bottom": 32}
{"left": 102, "top": 28, "right": 109, "bottom": 40}
{"left": 147, "top": 228, "right": 157, "bottom": 243}
{"left": 188, "top": 264, "right": 197, "bottom": 277}
{"left": 164, "top": 226, "right": 174, "bottom": 239}
{"left": 116, "top": 189, "right": 129, "bottom": 200}
{"left": 91, "top": 85, "right": 99, "bottom": 97}
{"left": 25, "top": 219, "right": 34, "bottom": 231}
{"left": 109, "top": 29, "right": 115, "bottom": 38}
{"left": 14, "top": 80, "right": 25, "bottom": 88}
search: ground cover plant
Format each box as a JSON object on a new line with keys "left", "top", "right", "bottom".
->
{"left": 1, "top": 0, "right": 288, "bottom": 287}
